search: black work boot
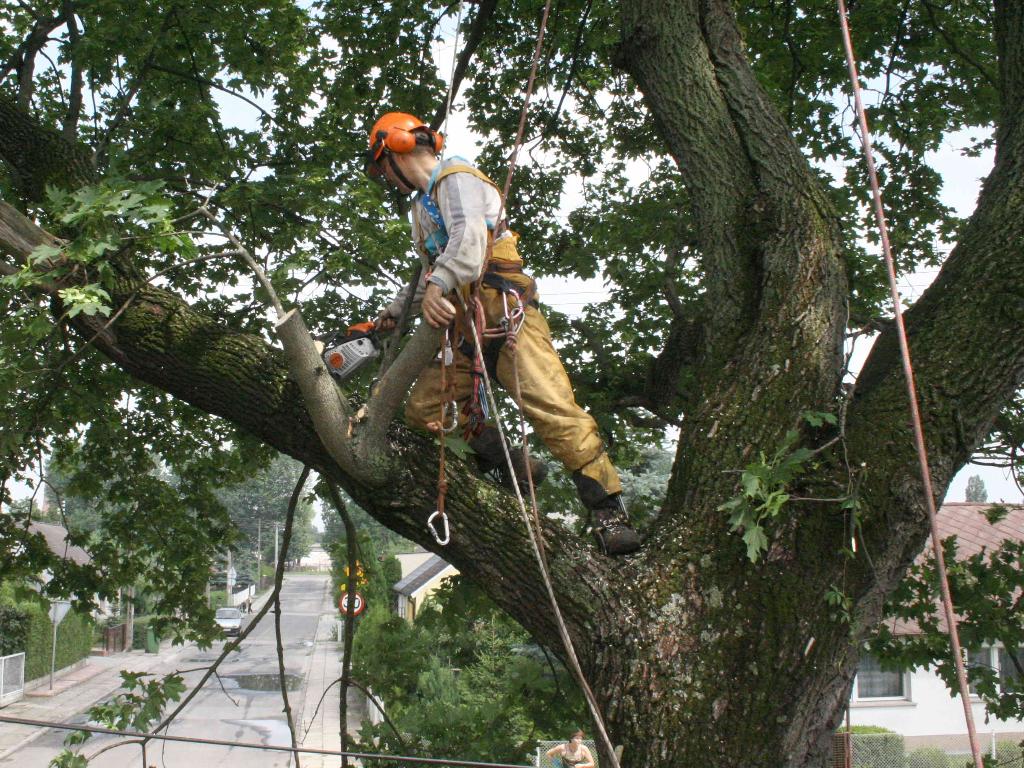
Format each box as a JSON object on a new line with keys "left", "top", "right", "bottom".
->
{"left": 573, "top": 472, "right": 642, "bottom": 556}
{"left": 468, "top": 426, "right": 548, "bottom": 495}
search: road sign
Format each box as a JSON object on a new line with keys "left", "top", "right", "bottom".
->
{"left": 338, "top": 592, "right": 365, "bottom": 617}
{"left": 48, "top": 600, "right": 71, "bottom": 626}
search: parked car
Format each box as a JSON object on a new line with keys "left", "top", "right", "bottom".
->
{"left": 215, "top": 607, "right": 243, "bottom": 636}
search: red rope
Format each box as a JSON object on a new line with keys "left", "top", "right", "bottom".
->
{"left": 837, "top": 4, "right": 984, "bottom": 766}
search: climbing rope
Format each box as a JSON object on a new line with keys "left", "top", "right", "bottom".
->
{"left": 469, "top": 2, "right": 622, "bottom": 765}
{"left": 462, "top": 306, "right": 621, "bottom": 768}
{"left": 836, "top": 4, "right": 984, "bottom": 767}
{"left": 430, "top": 328, "right": 456, "bottom": 546}
{"left": 424, "top": 0, "right": 620, "bottom": 760}
{"left": 441, "top": 2, "right": 466, "bottom": 155}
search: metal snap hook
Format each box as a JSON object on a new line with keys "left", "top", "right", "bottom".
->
{"left": 427, "top": 510, "right": 450, "bottom": 545}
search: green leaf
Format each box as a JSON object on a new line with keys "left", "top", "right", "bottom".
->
{"left": 743, "top": 525, "right": 769, "bottom": 562}
{"left": 983, "top": 504, "right": 1009, "bottom": 524}
{"left": 802, "top": 411, "right": 838, "bottom": 428}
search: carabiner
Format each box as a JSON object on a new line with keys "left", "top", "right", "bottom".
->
{"left": 427, "top": 509, "right": 450, "bottom": 546}
{"left": 441, "top": 401, "right": 459, "bottom": 434}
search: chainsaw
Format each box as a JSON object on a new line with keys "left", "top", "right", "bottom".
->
{"left": 318, "top": 321, "right": 381, "bottom": 382}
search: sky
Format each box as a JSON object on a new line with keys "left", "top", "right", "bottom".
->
{"left": 5, "top": 16, "right": 1020, "bottom": 509}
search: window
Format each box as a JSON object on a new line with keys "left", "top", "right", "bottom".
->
{"left": 967, "top": 647, "right": 995, "bottom": 694}
{"left": 999, "top": 648, "right": 1023, "bottom": 686}
{"left": 857, "top": 653, "right": 906, "bottom": 699}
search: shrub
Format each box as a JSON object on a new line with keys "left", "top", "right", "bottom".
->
{"left": 996, "top": 741, "right": 1024, "bottom": 768}
{"left": 852, "top": 729, "right": 907, "bottom": 768}
{"left": 0, "top": 605, "right": 30, "bottom": 655}
{"left": 18, "top": 598, "right": 95, "bottom": 682}
{"left": 131, "top": 616, "right": 160, "bottom": 650}
{"left": 908, "top": 747, "right": 953, "bottom": 768}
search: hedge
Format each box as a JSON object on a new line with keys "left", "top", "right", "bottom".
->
{"left": 21, "top": 598, "right": 94, "bottom": 682}
{"left": 0, "top": 605, "right": 30, "bottom": 656}
{"left": 0, "top": 591, "right": 94, "bottom": 682}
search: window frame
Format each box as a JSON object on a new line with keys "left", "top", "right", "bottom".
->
{"left": 854, "top": 652, "right": 912, "bottom": 702}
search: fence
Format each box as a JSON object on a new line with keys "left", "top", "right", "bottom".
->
{"left": 101, "top": 623, "right": 128, "bottom": 654}
{"left": 536, "top": 740, "right": 600, "bottom": 768}
{"left": 832, "top": 731, "right": 1024, "bottom": 768}
{"left": 229, "top": 584, "right": 255, "bottom": 608}
{"left": 0, "top": 652, "right": 25, "bottom": 707}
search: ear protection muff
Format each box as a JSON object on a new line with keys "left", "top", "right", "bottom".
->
{"left": 374, "top": 126, "right": 443, "bottom": 157}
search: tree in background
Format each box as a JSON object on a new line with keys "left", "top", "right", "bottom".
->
{"left": 965, "top": 475, "right": 989, "bottom": 503}
{"left": 216, "top": 454, "right": 317, "bottom": 572}
{"left": 352, "top": 576, "right": 584, "bottom": 765}
{"left": 1, "top": 1, "right": 1023, "bottom": 765}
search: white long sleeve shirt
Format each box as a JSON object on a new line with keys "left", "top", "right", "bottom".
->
{"left": 385, "top": 157, "right": 510, "bottom": 319}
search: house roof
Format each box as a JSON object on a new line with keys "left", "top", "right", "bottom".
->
{"left": 27, "top": 521, "right": 91, "bottom": 566}
{"left": 392, "top": 554, "right": 454, "bottom": 598}
{"left": 932, "top": 502, "right": 1024, "bottom": 557}
{"left": 891, "top": 502, "right": 1023, "bottom": 635}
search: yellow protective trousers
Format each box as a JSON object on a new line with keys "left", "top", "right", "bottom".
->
{"left": 404, "top": 238, "right": 621, "bottom": 497}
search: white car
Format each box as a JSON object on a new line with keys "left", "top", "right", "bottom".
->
{"left": 215, "top": 607, "right": 243, "bottom": 637}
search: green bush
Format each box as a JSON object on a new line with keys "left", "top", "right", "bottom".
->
{"left": 0, "top": 584, "right": 94, "bottom": 680}
{"left": 208, "top": 590, "right": 228, "bottom": 610}
{"left": 19, "top": 598, "right": 94, "bottom": 682}
{"left": 0, "top": 605, "right": 30, "bottom": 655}
{"left": 852, "top": 729, "right": 907, "bottom": 768}
{"left": 996, "top": 740, "right": 1024, "bottom": 768}
{"left": 908, "top": 747, "right": 953, "bottom": 768}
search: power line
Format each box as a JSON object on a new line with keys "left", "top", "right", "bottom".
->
{"left": 0, "top": 715, "right": 531, "bottom": 768}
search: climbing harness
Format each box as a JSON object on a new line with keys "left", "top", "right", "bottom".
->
{"left": 837, "top": 3, "right": 984, "bottom": 767}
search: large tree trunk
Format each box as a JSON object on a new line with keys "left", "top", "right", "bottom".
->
{"left": 1, "top": 1, "right": 1023, "bottom": 767}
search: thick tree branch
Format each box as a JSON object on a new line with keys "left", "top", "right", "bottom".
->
{"left": 275, "top": 308, "right": 359, "bottom": 477}
{"left": 0, "top": 91, "right": 95, "bottom": 202}
{"left": 618, "top": 0, "right": 758, "bottom": 356}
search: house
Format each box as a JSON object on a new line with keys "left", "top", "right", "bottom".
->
{"left": 298, "top": 543, "right": 332, "bottom": 571}
{"left": 392, "top": 553, "right": 457, "bottom": 622}
{"left": 849, "top": 502, "right": 1024, "bottom": 754}
{"left": 27, "top": 520, "right": 91, "bottom": 568}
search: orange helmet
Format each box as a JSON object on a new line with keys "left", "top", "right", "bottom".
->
{"left": 367, "top": 112, "right": 444, "bottom": 166}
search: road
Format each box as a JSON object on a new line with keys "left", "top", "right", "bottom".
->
{"left": 6, "top": 573, "right": 337, "bottom": 767}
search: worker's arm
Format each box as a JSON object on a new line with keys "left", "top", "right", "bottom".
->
{"left": 428, "top": 171, "right": 494, "bottom": 294}
{"left": 545, "top": 745, "right": 563, "bottom": 758}
{"left": 579, "top": 747, "right": 595, "bottom": 768}
{"left": 381, "top": 275, "right": 425, "bottom": 326}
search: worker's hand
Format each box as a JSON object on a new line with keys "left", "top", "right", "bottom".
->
{"left": 375, "top": 311, "right": 397, "bottom": 332}
{"left": 421, "top": 282, "right": 456, "bottom": 328}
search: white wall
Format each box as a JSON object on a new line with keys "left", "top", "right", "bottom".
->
{"left": 850, "top": 665, "right": 1024, "bottom": 738}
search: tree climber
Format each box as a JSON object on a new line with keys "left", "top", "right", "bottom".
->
{"left": 365, "top": 111, "right": 641, "bottom": 556}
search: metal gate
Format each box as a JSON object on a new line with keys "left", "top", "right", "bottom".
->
{"left": 0, "top": 652, "right": 26, "bottom": 707}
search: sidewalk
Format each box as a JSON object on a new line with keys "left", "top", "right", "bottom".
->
{"left": 297, "top": 616, "right": 366, "bottom": 767}
{"left": 0, "top": 641, "right": 190, "bottom": 761}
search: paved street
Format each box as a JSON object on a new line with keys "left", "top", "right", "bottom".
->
{"left": 1, "top": 573, "right": 354, "bottom": 767}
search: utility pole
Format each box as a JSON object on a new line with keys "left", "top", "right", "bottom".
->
{"left": 274, "top": 522, "right": 280, "bottom": 575}
{"left": 256, "top": 519, "right": 262, "bottom": 588}
{"left": 227, "top": 548, "right": 234, "bottom": 605}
